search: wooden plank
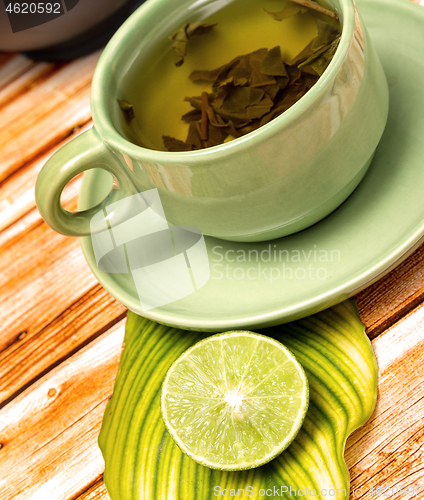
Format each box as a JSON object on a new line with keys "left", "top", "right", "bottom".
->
{"left": 0, "top": 61, "right": 63, "bottom": 110}
{"left": 0, "top": 320, "right": 125, "bottom": 500}
{"left": 0, "top": 206, "right": 44, "bottom": 249}
{"left": 356, "top": 243, "right": 424, "bottom": 338}
{"left": 0, "top": 55, "right": 35, "bottom": 90}
{"left": 0, "top": 121, "right": 93, "bottom": 232}
{"left": 0, "top": 284, "right": 126, "bottom": 405}
{"left": 0, "top": 51, "right": 99, "bottom": 138}
{"left": 0, "top": 83, "right": 91, "bottom": 182}
{"left": 0, "top": 223, "right": 98, "bottom": 353}
{"left": 0, "top": 157, "right": 84, "bottom": 249}
{"left": 78, "top": 480, "right": 110, "bottom": 500}
{"left": 346, "top": 302, "right": 424, "bottom": 495}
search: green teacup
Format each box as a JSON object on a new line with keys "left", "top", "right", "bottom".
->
{"left": 35, "top": 0, "right": 389, "bottom": 242}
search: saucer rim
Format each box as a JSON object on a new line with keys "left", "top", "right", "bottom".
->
{"left": 80, "top": 0, "right": 424, "bottom": 331}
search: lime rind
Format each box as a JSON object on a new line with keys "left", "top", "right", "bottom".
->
{"left": 161, "top": 331, "right": 309, "bottom": 471}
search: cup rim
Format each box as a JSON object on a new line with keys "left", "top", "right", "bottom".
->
{"left": 91, "top": 0, "right": 356, "bottom": 163}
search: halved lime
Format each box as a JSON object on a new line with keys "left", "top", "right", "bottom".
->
{"left": 161, "top": 331, "right": 309, "bottom": 471}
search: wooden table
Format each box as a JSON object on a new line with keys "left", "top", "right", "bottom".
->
{"left": 1, "top": 20, "right": 424, "bottom": 498}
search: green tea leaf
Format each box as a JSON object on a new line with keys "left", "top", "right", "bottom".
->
{"left": 260, "top": 83, "right": 283, "bottom": 100}
{"left": 204, "top": 124, "right": 228, "bottom": 147}
{"left": 184, "top": 93, "right": 215, "bottom": 110}
{"left": 186, "top": 22, "right": 217, "bottom": 37}
{"left": 99, "top": 299, "right": 377, "bottom": 500}
{"left": 262, "top": 1, "right": 307, "bottom": 21}
{"left": 215, "top": 85, "right": 265, "bottom": 113}
{"left": 206, "top": 107, "right": 228, "bottom": 127}
{"left": 222, "top": 120, "right": 243, "bottom": 138}
{"left": 162, "top": 135, "right": 193, "bottom": 151}
{"left": 190, "top": 48, "right": 270, "bottom": 87}
{"left": 235, "top": 120, "right": 262, "bottom": 136}
{"left": 163, "top": 122, "right": 203, "bottom": 152}
{"left": 290, "top": 20, "right": 341, "bottom": 75}
{"left": 263, "top": 0, "right": 339, "bottom": 20}
{"left": 298, "top": 35, "right": 341, "bottom": 75}
{"left": 220, "top": 75, "right": 249, "bottom": 87}
{"left": 310, "top": 42, "right": 340, "bottom": 75}
{"left": 181, "top": 108, "right": 202, "bottom": 122}
{"left": 169, "top": 22, "right": 217, "bottom": 67}
{"left": 313, "top": 19, "right": 340, "bottom": 49}
{"left": 212, "top": 85, "right": 274, "bottom": 123}
{"left": 260, "top": 46, "right": 288, "bottom": 76}
{"left": 289, "top": 39, "right": 316, "bottom": 66}
{"left": 189, "top": 66, "right": 225, "bottom": 82}
{"left": 117, "top": 99, "right": 135, "bottom": 125}
{"left": 259, "top": 67, "right": 319, "bottom": 125}
{"left": 246, "top": 93, "right": 275, "bottom": 119}
{"left": 185, "top": 120, "right": 204, "bottom": 149}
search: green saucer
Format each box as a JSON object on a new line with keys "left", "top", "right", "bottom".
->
{"left": 80, "top": 0, "right": 424, "bottom": 332}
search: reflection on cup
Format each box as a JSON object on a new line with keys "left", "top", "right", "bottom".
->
{"left": 90, "top": 189, "right": 210, "bottom": 311}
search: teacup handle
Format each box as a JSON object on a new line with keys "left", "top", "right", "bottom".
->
{"left": 35, "top": 128, "right": 133, "bottom": 237}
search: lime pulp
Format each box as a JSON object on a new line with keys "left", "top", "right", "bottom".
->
{"left": 161, "top": 331, "right": 309, "bottom": 471}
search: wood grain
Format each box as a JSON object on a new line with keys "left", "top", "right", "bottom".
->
{"left": 0, "top": 224, "right": 97, "bottom": 353}
{"left": 0, "top": 163, "right": 84, "bottom": 249}
{"left": 357, "top": 242, "right": 424, "bottom": 338}
{"left": 0, "top": 61, "right": 63, "bottom": 110}
{"left": 0, "top": 84, "right": 92, "bottom": 182}
{"left": 0, "top": 52, "right": 97, "bottom": 181}
{"left": 78, "top": 480, "right": 110, "bottom": 500}
{"left": 0, "top": 320, "right": 125, "bottom": 500}
{"left": 0, "top": 55, "right": 35, "bottom": 90}
{"left": 0, "top": 121, "right": 92, "bottom": 232}
{"left": 0, "top": 284, "right": 126, "bottom": 406}
{"left": 0, "top": 52, "right": 99, "bottom": 139}
{"left": 346, "top": 302, "right": 424, "bottom": 495}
